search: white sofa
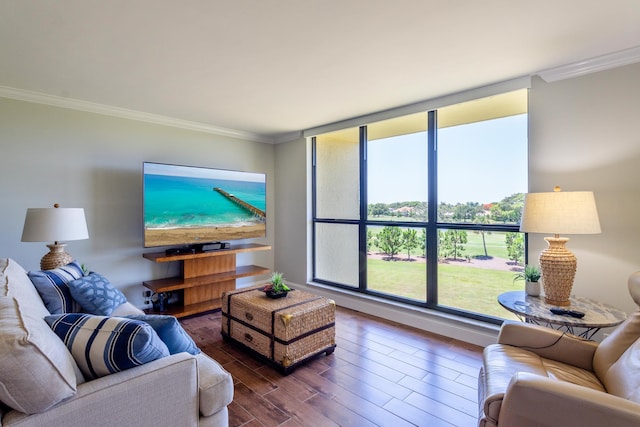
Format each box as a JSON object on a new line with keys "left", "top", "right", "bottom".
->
{"left": 0, "top": 258, "right": 233, "bottom": 427}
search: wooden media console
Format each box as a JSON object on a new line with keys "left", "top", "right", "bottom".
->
{"left": 143, "top": 243, "right": 271, "bottom": 317}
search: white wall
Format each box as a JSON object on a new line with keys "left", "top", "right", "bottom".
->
{"left": 528, "top": 63, "right": 640, "bottom": 314}
{"left": 273, "top": 62, "right": 640, "bottom": 346}
{"left": 0, "top": 98, "right": 275, "bottom": 307}
{"left": 273, "top": 138, "right": 308, "bottom": 284}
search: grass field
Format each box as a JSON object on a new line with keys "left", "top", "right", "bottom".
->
{"left": 367, "top": 259, "right": 519, "bottom": 319}
{"left": 367, "top": 230, "right": 522, "bottom": 319}
{"left": 462, "top": 230, "right": 511, "bottom": 260}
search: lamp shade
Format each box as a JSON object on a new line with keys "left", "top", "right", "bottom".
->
{"left": 519, "top": 190, "right": 601, "bottom": 235}
{"left": 21, "top": 208, "right": 89, "bottom": 243}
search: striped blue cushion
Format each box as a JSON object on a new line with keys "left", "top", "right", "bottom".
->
{"left": 45, "top": 313, "right": 170, "bottom": 380}
{"left": 28, "top": 261, "right": 84, "bottom": 314}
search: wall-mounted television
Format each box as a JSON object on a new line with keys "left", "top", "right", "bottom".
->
{"left": 143, "top": 162, "right": 266, "bottom": 248}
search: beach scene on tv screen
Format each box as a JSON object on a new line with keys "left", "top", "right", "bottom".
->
{"left": 144, "top": 163, "right": 266, "bottom": 247}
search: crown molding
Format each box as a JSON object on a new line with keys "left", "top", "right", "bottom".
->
{"left": 537, "top": 45, "right": 640, "bottom": 82}
{"left": 271, "top": 130, "right": 304, "bottom": 144}
{"left": 0, "top": 86, "right": 274, "bottom": 143}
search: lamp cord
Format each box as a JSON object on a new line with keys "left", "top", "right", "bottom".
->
{"left": 514, "top": 332, "right": 567, "bottom": 350}
{"left": 513, "top": 331, "right": 593, "bottom": 351}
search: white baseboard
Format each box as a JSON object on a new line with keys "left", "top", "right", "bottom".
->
{"left": 294, "top": 282, "right": 499, "bottom": 347}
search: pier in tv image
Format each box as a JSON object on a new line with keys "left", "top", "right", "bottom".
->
{"left": 143, "top": 162, "right": 266, "bottom": 248}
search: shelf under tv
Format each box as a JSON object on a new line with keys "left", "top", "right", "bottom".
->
{"left": 146, "top": 299, "right": 223, "bottom": 318}
{"left": 143, "top": 243, "right": 271, "bottom": 318}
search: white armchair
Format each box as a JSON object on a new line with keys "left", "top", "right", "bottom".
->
{"left": 478, "top": 272, "right": 640, "bottom": 426}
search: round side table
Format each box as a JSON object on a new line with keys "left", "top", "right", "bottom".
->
{"left": 498, "top": 291, "right": 627, "bottom": 339}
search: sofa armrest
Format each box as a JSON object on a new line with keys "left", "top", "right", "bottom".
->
{"left": 2, "top": 353, "right": 199, "bottom": 427}
{"left": 195, "top": 353, "right": 234, "bottom": 417}
{"left": 499, "top": 372, "right": 640, "bottom": 427}
{"left": 498, "top": 321, "right": 598, "bottom": 370}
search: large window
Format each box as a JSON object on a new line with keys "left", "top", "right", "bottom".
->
{"left": 312, "top": 89, "right": 528, "bottom": 322}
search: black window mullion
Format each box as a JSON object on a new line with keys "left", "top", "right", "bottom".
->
{"left": 311, "top": 136, "right": 318, "bottom": 280}
{"left": 426, "top": 110, "right": 438, "bottom": 305}
{"left": 359, "top": 126, "right": 368, "bottom": 291}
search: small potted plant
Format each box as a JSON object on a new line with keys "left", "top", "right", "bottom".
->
{"left": 513, "top": 264, "right": 542, "bottom": 296}
{"left": 262, "top": 271, "right": 291, "bottom": 298}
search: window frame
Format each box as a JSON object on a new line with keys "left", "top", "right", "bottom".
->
{"left": 311, "top": 99, "right": 527, "bottom": 324}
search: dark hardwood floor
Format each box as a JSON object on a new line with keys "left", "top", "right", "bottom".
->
{"left": 181, "top": 306, "right": 483, "bottom": 427}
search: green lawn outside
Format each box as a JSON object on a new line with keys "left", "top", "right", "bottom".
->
{"left": 463, "top": 231, "right": 512, "bottom": 260}
{"left": 368, "top": 258, "right": 427, "bottom": 301}
{"left": 438, "top": 264, "right": 520, "bottom": 319}
{"left": 367, "top": 258, "right": 520, "bottom": 320}
{"left": 366, "top": 225, "right": 523, "bottom": 319}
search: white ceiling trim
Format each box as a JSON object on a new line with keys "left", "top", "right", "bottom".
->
{"left": 537, "top": 45, "right": 640, "bottom": 82}
{"left": 2, "top": 44, "right": 639, "bottom": 144}
{"left": 0, "top": 86, "right": 273, "bottom": 144}
{"left": 272, "top": 131, "right": 304, "bottom": 144}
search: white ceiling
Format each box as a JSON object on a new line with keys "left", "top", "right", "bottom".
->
{"left": 1, "top": 0, "right": 640, "bottom": 143}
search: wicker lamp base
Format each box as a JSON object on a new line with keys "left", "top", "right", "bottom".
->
{"left": 539, "top": 236, "right": 577, "bottom": 306}
{"left": 40, "top": 243, "right": 74, "bottom": 270}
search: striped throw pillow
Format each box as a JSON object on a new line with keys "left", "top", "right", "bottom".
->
{"left": 45, "top": 313, "right": 170, "bottom": 380}
{"left": 28, "top": 261, "right": 84, "bottom": 314}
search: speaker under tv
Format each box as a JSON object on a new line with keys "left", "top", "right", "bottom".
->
{"left": 163, "top": 241, "right": 231, "bottom": 256}
{"left": 143, "top": 162, "right": 266, "bottom": 249}
{"left": 164, "top": 247, "right": 196, "bottom": 256}
{"left": 199, "top": 242, "right": 230, "bottom": 251}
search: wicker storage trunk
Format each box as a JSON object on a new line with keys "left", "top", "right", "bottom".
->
{"left": 221, "top": 286, "right": 336, "bottom": 374}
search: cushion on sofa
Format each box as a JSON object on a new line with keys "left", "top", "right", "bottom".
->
{"left": 195, "top": 353, "right": 235, "bottom": 417}
{"left": 1, "top": 258, "right": 50, "bottom": 319}
{"left": 0, "top": 297, "right": 79, "bottom": 414}
{"left": 111, "top": 301, "right": 146, "bottom": 316}
{"left": 45, "top": 313, "right": 170, "bottom": 380}
{"left": 593, "top": 311, "right": 640, "bottom": 403}
{"left": 67, "top": 272, "right": 127, "bottom": 315}
{"left": 125, "top": 314, "right": 200, "bottom": 355}
{"left": 28, "top": 261, "right": 84, "bottom": 314}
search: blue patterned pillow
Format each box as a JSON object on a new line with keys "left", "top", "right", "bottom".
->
{"left": 45, "top": 313, "right": 170, "bottom": 380}
{"left": 125, "top": 314, "right": 200, "bottom": 355}
{"left": 28, "top": 261, "right": 84, "bottom": 314}
{"left": 67, "top": 272, "right": 127, "bottom": 315}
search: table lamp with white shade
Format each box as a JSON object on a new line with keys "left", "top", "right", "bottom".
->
{"left": 519, "top": 187, "right": 601, "bottom": 306}
{"left": 21, "top": 204, "right": 89, "bottom": 270}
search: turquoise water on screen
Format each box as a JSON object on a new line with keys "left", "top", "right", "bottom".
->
{"left": 144, "top": 174, "right": 266, "bottom": 229}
